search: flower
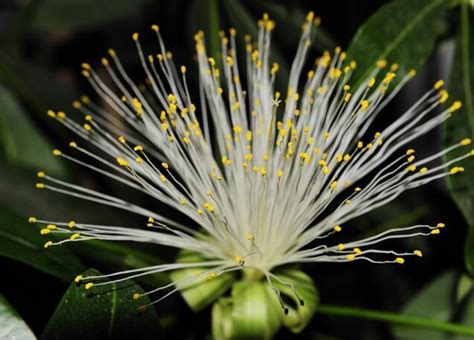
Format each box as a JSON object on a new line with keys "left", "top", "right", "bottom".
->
{"left": 31, "top": 11, "right": 471, "bottom": 336}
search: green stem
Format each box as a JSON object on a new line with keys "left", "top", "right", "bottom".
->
{"left": 318, "top": 304, "right": 474, "bottom": 336}
{"left": 208, "top": 0, "right": 220, "bottom": 59}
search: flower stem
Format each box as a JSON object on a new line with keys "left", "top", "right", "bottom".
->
{"left": 317, "top": 304, "right": 474, "bottom": 336}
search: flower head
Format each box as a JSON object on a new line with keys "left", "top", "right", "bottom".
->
{"left": 31, "top": 11, "right": 471, "bottom": 335}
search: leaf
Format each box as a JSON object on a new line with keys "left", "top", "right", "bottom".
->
{"left": 392, "top": 270, "right": 457, "bottom": 339}
{"left": 31, "top": 0, "right": 153, "bottom": 31}
{"left": 346, "top": 0, "right": 448, "bottom": 86}
{"left": 0, "top": 206, "right": 84, "bottom": 282}
{"left": 0, "top": 83, "right": 65, "bottom": 175}
{"left": 41, "top": 268, "right": 163, "bottom": 339}
{"left": 0, "top": 293, "right": 35, "bottom": 340}
{"left": 445, "top": 2, "right": 474, "bottom": 274}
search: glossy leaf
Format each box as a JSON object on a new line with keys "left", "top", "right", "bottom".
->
{"left": 347, "top": 0, "right": 448, "bottom": 86}
{"left": 0, "top": 83, "right": 64, "bottom": 174}
{"left": 41, "top": 268, "right": 163, "bottom": 339}
{"left": 392, "top": 270, "right": 457, "bottom": 339}
{"left": 0, "top": 206, "right": 84, "bottom": 282}
{"left": 31, "top": 0, "right": 152, "bottom": 31}
{"left": 445, "top": 3, "right": 474, "bottom": 274}
{"left": 0, "top": 293, "right": 35, "bottom": 340}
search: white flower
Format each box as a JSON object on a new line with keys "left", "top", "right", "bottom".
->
{"left": 31, "top": 12, "right": 471, "bottom": 311}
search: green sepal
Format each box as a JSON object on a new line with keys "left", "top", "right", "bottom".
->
{"left": 270, "top": 268, "right": 318, "bottom": 333}
{"left": 212, "top": 280, "right": 282, "bottom": 339}
{"left": 170, "top": 250, "right": 235, "bottom": 312}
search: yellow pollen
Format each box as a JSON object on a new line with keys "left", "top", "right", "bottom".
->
{"left": 74, "top": 275, "right": 82, "bottom": 283}
{"left": 70, "top": 233, "right": 80, "bottom": 240}
{"left": 118, "top": 136, "right": 126, "bottom": 144}
{"left": 434, "top": 80, "right": 444, "bottom": 89}
{"left": 36, "top": 183, "right": 45, "bottom": 189}
{"left": 134, "top": 145, "right": 143, "bottom": 152}
{"left": 448, "top": 101, "right": 462, "bottom": 113}
{"left": 406, "top": 149, "right": 415, "bottom": 155}
{"left": 47, "top": 224, "right": 56, "bottom": 230}
{"left": 330, "top": 181, "right": 338, "bottom": 190}
{"left": 355, "top": 187, "right": 362, "bottom": 192}
{"left": 449, "top": 166, "right": 464, "bottom": 174}
{"left": 437, "top": 223, "right": 445, "bottom": 228}
{"left": 431, "top": 229, "right": 440, "bottom": 235}
{"left": 160, "top": 175, "right": 166, "bottom": 183}
{"left": 346, "top": 254, "right": 356, "bottom": 261}
{"left": 133, "top": 293, "right": 141, "bottom": 300}
{"left": 40, "top": 228, "right": 51, "bottom": 235}
{"left": 181, "top": 66, "right": 187, "bottom": 74}
{"left": 419, "top": 167, "right": 428, "bottom": 174}
{"left": 132, "top": 32, "right": 139, "bottom": 41}
{"left": 161, "top": 162, "right": 169, "bottom": 169}
{"left": 334, "top": 225, "right": 342, "bottom": 232}
{"left": 52, "top": 149, "right": 61, "bottom": 156}
{"left": 407, "top": 155, "right": 415, "bottom": 163}
{"left": 338, "top": 243, "right": 345, "bottom": 251}
{"left": 44, "top": 241, "right": 53, "bottom": 249}
{"left": 116, "top": 157, "right": 129, "bottom": 167}
{"left": 37, "top": 171, "right": 45, "bottom": 178}
{"left": 353, "top": 248, "right": 362, "bottom": 254}
{"left": 69, "top": 141, "right": 77, "bottom": 148}
{"left": 460, "top": 138, "right": 471, "bottom": 145}
{"left": 439, "top": 90, "right": 449, "bottom": 103}
{"left": 151, "top": 24, "right": 159, "bottom": 32}
{"left": 414, "top": 250, "right": 423, "bottom": 257}
{"left": 368, "top": 78, "right": 376, "bottom": 87}
{"left": 376, "top": 59, "right": 387, "bottom": 68}
{"left": 68, "top": 221, "right": 76, "bottom": 228}
{"left": 28, "top": 217, "right": 37, "bottom": 223}
{"left": 85, "top": 282, "right": 94, "bottom": 290}
{"left": 395, "top": 257, "right": 405, "bottom": 264}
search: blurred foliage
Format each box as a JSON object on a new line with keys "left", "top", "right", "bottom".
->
{"left": 0, "top": 0, "right": 472, "bottom": 338}
{"left": 0, "top": 293, "right": 35, "bottom": 339}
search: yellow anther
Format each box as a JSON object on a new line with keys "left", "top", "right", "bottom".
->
{"left": 353, "top": 248, "right": 362, "bottom": 254}
{"left": 460, "top": 138, "right": 471, "bottom": 146}
{"left": 345, "top": 199, "right": 352, "bottom": 205}
{"left": 57, "top": 111, "right": 66, "bottom": 119}
{"left": 160, "top": 174, "right": 166, "bottom": 183}
{"left": 271, "top": 63, "right": 279, "bottom": 74}
{"left": 132, "top": 293, "right": 141, "bottom": 300}
{"left": 439, "top": 90, "right": 449, "bottom": 103}
{"left": 419, "top": 167, "right": 428, "bottom": 174}
{"left": 72, "top": 100, "right": 81, "bottom": 109}
{"left": 407, "top": 164, "right": 417, "bottom": 172}
{"left": 47, "top": 224, "right": 56, "bottom": 230}
{"left": 431, "top": 229, "right": 440, "bottom": 235}
{"left": 346, "top": 254, "right": 356, "bottom": 261}
{"left": 161, "top": 162, "right": 169, "bottom": 169}
{"left": 343, "top": 154, "right": 351, "bottom": 162}
{"left": 355, "top": 187, "right": 362, "bottom": 192}
{"left": 40, "top": 228, "right": 51, "bottom": 235}
{"left": 323, "top": 132, "right": 330, "bottom": 139}
{"left": 330, "top": 68, "right": 342, "bottom": 79}
{"left": 448, "top": 101, "right": 462, "bottom": 113}
{"left": 434, "top": 80, "right": 444, "bottom": 89}
{"left": 132, "top": 32, "right": 139, "bottom": 41}
{"left": 116, "top": 157, "right": 129, "bottom": 167}
{"left": 395, "top": 257, "right": 405, "bottom": 264}
{"left": 437, "top": 223, "right": 445, "bottom": 228}
{"left": 36, "top": 183, "right": 45, "bottom": 189}
{"left": 357, "top": 141, "right": 364, "bottom": 149}
{"left": 390, "top": 63, "right": 399, "bottom": 71}
{"left": 108, "top": 48, "right": 116, "bottom": 57}
{"left": 406, "top": 149, "right": 415, "bottom": 155}
{"left": 68, "top": 221, "right": 76, "bottom": 228}
{"left": 179, "top": 198, "right": 187, "bottom": 206}
{"left": 338, "top": 243, "right": 345, "bottom": 251}
{"left": 407, "top": 155, "right": 415, "bottom": 163}
{"left": 344, "top": 93, "right": 352, "bottom": 102}
{"left": 180, "top": 66, "right": 187, "bottom": 74}
{"left": 118, "top": 136, "right": 126, "bottom": 144}
{"left": 44, "top": 241, "right": 53, "bottom": 249}
{"left": 135, "top": 157, "right": 143, "bottom": 164}
{"left": 234, "top": 256, "right": 244, "bottom": 266}
{"left": 52, "top": 149, "right": 61, "bottom": 156}
{"left": 28, "top": 217, "right": 37, "bottom": 223}
{"left": 37, "top": 171, "right": 45, "bottom": 178}
{"left": 330, "top": 181, "right": 338, "bottom": 190}
{"left": 260, "top": 167, "right": 267, "bottom": 176}
{"left": 133, "top": 145, "right": 143, "bottom": 152}
{"left": 360, "top": 100, "right": 369, "bottom": 111}
{"left": 83, "top": 124, "right": 91, "bottom": 131}
{"left": 69, "top": 141, "right": 77, "bottom": 148}
{"left": 408, "top": 69, "right": 416, "bottom": 77}
{"left": 47, "top": 110, "right": 56, "bottom": 118}
{"left": 197, "top": 208, "right": 204, "bottom": 215}
{"left": 367, "top": 78, "right": 376, "bottom": 87}
{"left": 334, "top": 225, "right": 342, "bottom": 232}
{"left": 151, "top": 24, "right": 159, "bottom": 32}
{"left": 376, "top": 59, "right": 387, "bottom": 68}
{"left": 323, "top": 166, "right": 330, "bottom": 175}
{"left": 85, "top": 282, "right": 94, "bottom": 290}
{"left": 101, "top": 58, "right": 109, "bottom": 66}
{"left": 449, "top": 166, "right": 464, "bottom": 175}
{"left": 70, "top": 233, "right": 80, "bottom": 240}
{"left": 74, "top": 275, "right": 82, "bottom": 283}
{"left": 414, "top": 250, "right": 423, "bottom": 257}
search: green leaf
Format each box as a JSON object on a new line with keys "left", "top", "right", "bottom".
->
{"left": 31, "top": 0, "right": 152, "bottom": 31}
{"left": 41, "top": 268, "right": 163, "bottom": 339}
{"left": 0, "top": 293, "right": 35, "bottom": 340}
{"left": 0, "top": 83, "right": 64, "bottom": 174}
{"left": 445, "top": 2, "right": 474, "bottom": 274}
{"left": 0, "top": 206, "right": 84, "bottom": 282}
{"left": 347, "top": 0, "right": 448, "bottom": 86}
{"left": 212, "top": 280, "right": 282, "bottom": 339}
{"left": 392, "top": 270, "right": 457, "bottom": 339}
{"left": 171, "top": 250, "right": 235, "bottom": 311}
